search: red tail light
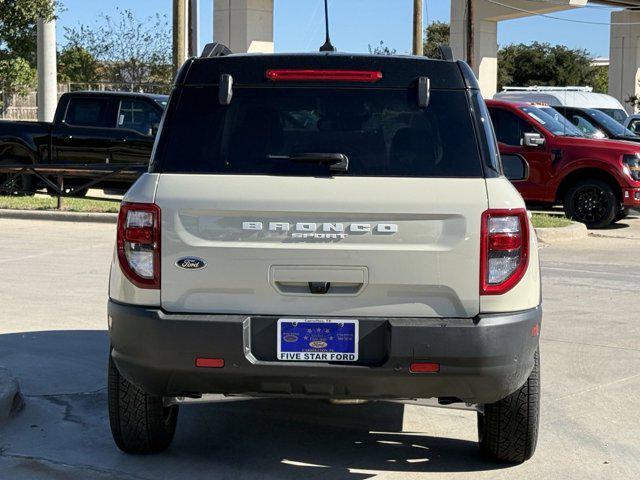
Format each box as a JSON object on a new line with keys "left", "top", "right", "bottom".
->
{"left": 265, "top": 69, "right": 383, "bottom": 82}
{"left": 117, "top": 202, "right": 160, "bottom": 289}
{"left": 480, "top": 209, "right": 529, "bottom": 295}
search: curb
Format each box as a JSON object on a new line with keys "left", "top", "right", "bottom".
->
{"left": 535, "top": 222, "right": 588, "bottom": 244}
{"left": 0, "top": 209, "right": 117, "bottom": 224}
{"left": 0, "top": 368, "right": 23, "bottom": 424}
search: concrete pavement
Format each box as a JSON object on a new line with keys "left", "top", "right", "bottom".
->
{"left": 590, "top": 209, "right": 640, "bottom": 240}
{"left": 0, "top": 217, "right": 639, "bottom": 479}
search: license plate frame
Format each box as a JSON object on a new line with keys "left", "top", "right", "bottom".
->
{"left": 277, "top": 318, "right": 359, "bottom": 362}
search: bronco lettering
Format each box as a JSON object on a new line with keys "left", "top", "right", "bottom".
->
{"left": 242, "top": 222, "right": 398, "bottom": 237}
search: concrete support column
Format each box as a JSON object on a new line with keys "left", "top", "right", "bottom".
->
{"left": 451, "top": 1, "right": 498, "bottom": 98}
{"left": 450, "top": 0, "right": 586, "bottom": 100}
{"left": 189, "top": 0, "right": 200, "bottom": 57}
{"left": 214, "top": 0, "right": 274, "bottom": 53}
{"left": 609, "top": 9, "right": 640, "bottom": 114}
{"left": 36, "top": 17, "right": 57, "bottom": 122}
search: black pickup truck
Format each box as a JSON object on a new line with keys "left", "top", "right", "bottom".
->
{"left": 0, "top": 91, "right": 167, "bottom": 194}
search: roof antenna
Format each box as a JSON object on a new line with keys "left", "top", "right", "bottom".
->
{"left": 319, "top": 0, "right": 336, "bottom": 52}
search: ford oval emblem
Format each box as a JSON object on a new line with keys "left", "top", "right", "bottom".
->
{"left": 175, "top": 257, "right": 207, "bottom": 270}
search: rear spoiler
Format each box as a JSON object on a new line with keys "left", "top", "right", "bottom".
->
{"left": 438, "top": 45, "right": 455, "bottom": 61}
{"left": 201, "top": 42, "right": 232, "bottom": 58}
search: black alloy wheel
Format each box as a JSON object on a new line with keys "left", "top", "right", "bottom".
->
{"left": 564, "top": 179, "right": 617, "bottom": 229}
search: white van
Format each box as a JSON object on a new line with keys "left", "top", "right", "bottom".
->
{"left": 494, "top": 86, "right": 628, "bottom": 124}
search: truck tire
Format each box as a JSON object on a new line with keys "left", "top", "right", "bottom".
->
{"left": 0, "top": 174, "right": 35, "bottom": 196}
{"left": 615, "top": 208, "right": 629, "bottom": 222}
{"left": 0, "top": 155, "right": 36, "bottom": 196}
{"left": 477, "top": 349, "right": 540, "bottom": 463}
{"left": 563, "top": 179, "right": 617, "bottom": 229}
{"left": 108, "top": 351, "right": 178, "bottom": 454}
{"left": 46, "top": 185, "right": 89, "bottom": 198}
{"left": 0, "top": 170, "right": 35, "bottom": 196}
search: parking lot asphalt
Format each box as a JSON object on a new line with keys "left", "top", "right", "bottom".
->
{"left": 0, "top": 216, "right": 639, "bottom": 479}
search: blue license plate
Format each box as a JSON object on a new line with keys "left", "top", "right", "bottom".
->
{"left": 277, "top": 319, "right": 359, "bottom": 362}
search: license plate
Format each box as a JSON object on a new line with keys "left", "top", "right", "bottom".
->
{"left": 277, "top": 319, "right": 359, "bottom": 362}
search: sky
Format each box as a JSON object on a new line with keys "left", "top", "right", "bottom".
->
{"left": 55, "top": 0, "right": 619, "bottom": 58}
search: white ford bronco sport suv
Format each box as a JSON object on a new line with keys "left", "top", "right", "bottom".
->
{"left": 107, "top": 45, "right": 541, "bottom": 463}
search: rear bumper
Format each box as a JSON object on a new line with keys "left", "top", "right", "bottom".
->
{"left": 108, "top": 300, "right": 541, "bottom": 404}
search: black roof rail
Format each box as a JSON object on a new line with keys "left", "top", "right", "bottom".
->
{"left": 201, "top": 42, "right": 233, "bottom": 58}
{"left": 438, "top": 45, "right": 455, "bottom": 62}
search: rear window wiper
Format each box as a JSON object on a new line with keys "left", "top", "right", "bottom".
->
{"left": 267, "top": 153, "right": 349, "bottom": 173}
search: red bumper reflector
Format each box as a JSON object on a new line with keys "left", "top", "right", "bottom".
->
{"left": 195, "top": 358, "right": 225, "bottom": 368}
{"left": 265, "top": 69, "right": 383, "bottom": 82}
{"left": 410, "top": 362, "right": 440, "bottom": 373}
{"left": 531, "top": 323, "right": 540, "bottom": 337}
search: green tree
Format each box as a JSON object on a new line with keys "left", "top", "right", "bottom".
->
{"left": 423, "top": 21, "right": 450, "bottom": 59}
{"left": 0, "top": 0, "right": 57, "bottom": 99}
{"left": 591, "top": 66, "right": 608, "bottom": 94}
{"left": 57, "top": 45, "right": 99, "bottom": 83}
{"left": 63, "top": 8, "right": 172, "bottom": 85}
{"left": 0, "top": 57, "right": 37, "bottom": 96}
{"left": 368, "top": 41, "right": 397, "bottom": 55}
{"left": 498, "top": 42, "right": 595, "bottom": 91}
{"left": 0, "top": 0, "right": 57, "bottom": 66}
{"left": 369, "top": 21, "right": 449, "bottom": 57}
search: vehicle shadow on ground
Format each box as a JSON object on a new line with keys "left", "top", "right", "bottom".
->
{"left": 175, "top": 399, "right": 507, "bottom": 478}
{"left": 0, "top": 330, "right": 510, "bottom": 479}
{"left": 600, "top": 220, "right": 634, "bottom": 230}
{"left": 592, "top": 210, "right": 639, "bottom": 230}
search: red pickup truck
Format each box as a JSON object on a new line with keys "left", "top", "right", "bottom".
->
{"left": 486, "top": 99, "right": 640, "bottom": 228}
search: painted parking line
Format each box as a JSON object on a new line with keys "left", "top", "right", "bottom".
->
{"left": 541, "top": 265, "right": 640, "bottom": 279}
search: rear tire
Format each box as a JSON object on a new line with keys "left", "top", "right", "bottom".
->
{"left": 563, "top": 179, "right": 617, "bottom": 229}
{"left": 0, "top": 173, "right": 8, "bottom": 193}
{"left": 477, "top": 349, "right": 540, "bottom": 463}
{"left": 45, "top": 185, "right": 89, "bottom": 198}
{"left": 0, "top": 154, "right": 36, "bottom": 196}
{"left": 0, "top": 169, "right": 35, "bottom": 196}
{"left": 108, "top": 351, "right": 178, "bottom": 454}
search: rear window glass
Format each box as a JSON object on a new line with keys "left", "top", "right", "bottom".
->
{"left": 587, "top": 108, "right": 636, "bottom": 137}
{"left": 117, "top": 100, "right": 162, "bottom": 135}
{"left": 65, "top": 98, "right": 113, "bottom": 128}
{"left": 598, "top": 108, "right": 628, "bottom": 125}
{"left": 155, "top": 87, "right": 483, "bottom": 177}
{"left": 520, "top": 106, "right": 583, "bottom": 137}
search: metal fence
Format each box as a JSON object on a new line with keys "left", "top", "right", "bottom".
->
{"left": 0, "top": 82, "right": 171, "bottom": 121}
{"left": 65, "top": 82, "right": 171, "bottom": 95}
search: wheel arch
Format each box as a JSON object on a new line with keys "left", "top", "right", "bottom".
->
{"left": 0, "top": 139, "right": 38, "bottom": 165}
{"left": 555, "top": 167, "right": 622, "bottom": 204}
